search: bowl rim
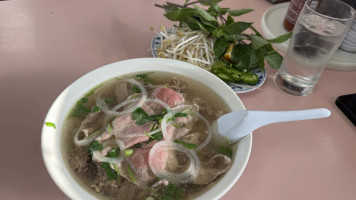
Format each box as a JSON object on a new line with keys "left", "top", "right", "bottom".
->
{"left": 41, "top": 58, "right": 252, "bottom": 200}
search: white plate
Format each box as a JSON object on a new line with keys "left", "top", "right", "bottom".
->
{"left": 260, "top": 2, "right": 356, "bottom": 71}
{"left": 151, "top": 35, "right": 266, "bottom": 93}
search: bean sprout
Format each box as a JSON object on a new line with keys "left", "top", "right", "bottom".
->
{"left": 157, "top": 24, "right": 216, "bottom": 71}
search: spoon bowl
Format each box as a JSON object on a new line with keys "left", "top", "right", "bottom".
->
{"left": 213, "top": 108, "right": 331, "bottom": 144}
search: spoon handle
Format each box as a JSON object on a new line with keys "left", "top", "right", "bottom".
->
{"left": 247, "top": 108, "right": 331, "bottom": 128}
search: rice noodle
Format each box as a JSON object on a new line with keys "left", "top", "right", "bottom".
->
{"left": 148, "top": 141, "right": 200, "bottom": 184}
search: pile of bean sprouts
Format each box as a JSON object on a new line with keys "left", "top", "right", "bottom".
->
{"left": 156, "top": 24, "right": 216, "bottom": 71}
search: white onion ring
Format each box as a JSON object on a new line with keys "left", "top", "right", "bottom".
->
{"left": 73, "top": 130, "right": 100, "bottom": 146}
{"left": 92, "top": 140, "right": 125, "bottom": 164}
{"left": 96, "top": 79, "right": 147, "bottom": 116}
{"left": 161, "top": 111, "right": 176, "bottom": 140}
{"left": 116, "top": 128, "right": 161, "bottom": 139}
{"left": 92, "top": 150, "right": 123, "bottom": 163}
{"left": 192, "top": 112, "right": 212, "bottom": 151}
{"left": 148, "top": 141, "right": 200, "bottom": 184}
{"left": 161, "top": 105, "right": 212, "bottom": 151}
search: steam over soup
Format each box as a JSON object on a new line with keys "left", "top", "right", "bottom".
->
{"left": 61, "top": 72, "right": 234, "bottom": 200}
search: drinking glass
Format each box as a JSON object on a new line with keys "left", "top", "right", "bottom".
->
{"left": 275, "top": 0, "right": 355, "bottom": 96}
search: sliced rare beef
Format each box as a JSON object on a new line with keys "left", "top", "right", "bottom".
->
{"left": 152, "top": 87, "right": 184, "bottom": 107}
{"left": 116, "top": 142, "right": 168, "bottom": 187}
{"left": 192, "top": 154, "right": 231, "bottom": 185}
{"left": 115, "top": 82, "right": 130, "bottom": 103}
{"left": 164, "top": 115, "right": 198, "bottom": 141}
{"left": 111, "top": 104, "right": 155, "bottom": 148}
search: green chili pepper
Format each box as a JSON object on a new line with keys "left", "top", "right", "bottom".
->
{"left": 212, "top": 61, "right": 259, "bottom": 85}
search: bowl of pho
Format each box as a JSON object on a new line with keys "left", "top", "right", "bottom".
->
{"left": 41, "top": 58, "right": 252, "bottom": 200}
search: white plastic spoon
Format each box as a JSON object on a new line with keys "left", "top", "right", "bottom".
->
{"left": 213, "top": 108, "right": 331, "bottom": 144}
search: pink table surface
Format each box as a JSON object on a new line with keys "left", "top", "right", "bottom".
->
{"left": 1, "top": 0, "right": 355, "bottom": 199}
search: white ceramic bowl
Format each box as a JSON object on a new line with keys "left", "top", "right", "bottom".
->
{"left": 41, "top": 58, "right": 252, "bottom": 200}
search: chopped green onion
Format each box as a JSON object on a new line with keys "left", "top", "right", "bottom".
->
{"left": 174, "top": 139, "right": 197, "bottom": 149}
{"left": 107, "top": 123, "right": 112, "bottom": 133}
{"left": 124, "top": 149, "right": 134, "bottom": 157}
{"left": 113, "top": 164, "right": 121, "bottom": 183}
{"left": 127, "top": 164, "right": 136, "bottom": 183}
{"left": 45, "top": 122, "right": 56, "bottom": 129}
{"left": 87, "top": 131, "right": 100, "bottom": 139}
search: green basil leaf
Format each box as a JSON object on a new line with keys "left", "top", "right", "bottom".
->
{"left": 225, "top": 21, "right": 252, "bottom": 35}
{"left": 195, "top": 18, "right": 215, "bottom": 33}
{"left": 212, "top": 26, "right": 225, "bottom": 38}
{"left": 226, "top": 15, "right": 234, "bottom": 25}
{"left": 268, "top": 31, "right": 292, "bottom": 44}
{"left": 198, "top": 0, "right": 222, "bottom": 6}
{"left": 184, "top": 17, "right": 201, "bottom": 30}
{"left": 227, "top": 8, "right": 254, "bottom": 16}
{"left": 231, "top": 43, "right": 251, "bottom": 66}
{"left": 250, "top": 35, "right": 269, "bottom": 50}
{"left": 223, "top": 33, "right": 246, "bottom": 42}
{"left": 194, "top": 5, "right": 217, "bottom": 22}
{"left": 265, "top": 53, "right": 283, "bottom": 69}
{"left": 164, "top": 7, "right": 197, "bottom": 21}
{"left": 213, "top": 37, "right": 229, "bottom": 58}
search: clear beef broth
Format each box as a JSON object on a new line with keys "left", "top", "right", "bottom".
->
{"left": 61, "top": 72, "right": 232, "bottom": 200}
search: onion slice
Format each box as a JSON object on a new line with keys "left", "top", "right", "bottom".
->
{"left": 148, "top": 141, "right": 200, "bottom": 184}
{"left": 92, "top": 150, "right": 123, "bottom": 163}
{"left": 161, "top": 105, "right": 212, "bottom": 151}
{"left": 192, "top": 112, "right": 212, "bottom": 151}
{"left": 92, "top": 140, "right": 125, "bottom": 164}
{"left": 73, "top": 130, "right": 100, "bottom": 146}
{"left": 96, "top": 79, "right": 147, "bottom": 116}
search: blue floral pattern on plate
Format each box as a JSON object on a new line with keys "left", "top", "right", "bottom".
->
{"left": 151, "top": 34, "right": 266, "bottom": 93}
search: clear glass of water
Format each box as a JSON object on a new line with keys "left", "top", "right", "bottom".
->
{"left": 275, "top": 0, "right": 355, "bottom": 96}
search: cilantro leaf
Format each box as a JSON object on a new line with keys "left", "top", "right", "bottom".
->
{"left": 106, "top": 148, "right": 119, "bottom": 158}
{"left": 136, "top": 72, "right": 154, "bottom": 83}
{"left": 160, "top": 183, "right": 185, "bottom": 200}
{"left": 88, "top": 140, "right": 103, "bottom": 156}
{"left": 100, "top": 162, "right": 118, "bottom": 181}
{"left": 131, "top": 107, "right": 166, "bottom": 125}
{"left": 148, "top": 131, "right": 163, "bottom": 142}
{"left": 217, "top": 146, "right": 233, "bottom": 158}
